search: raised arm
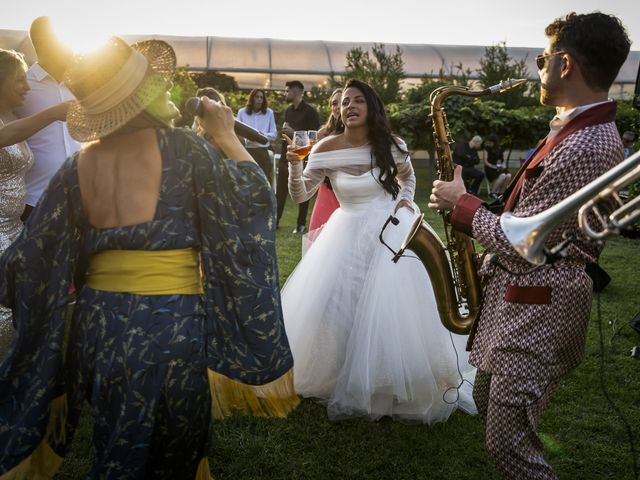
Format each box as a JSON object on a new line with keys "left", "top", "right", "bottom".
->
{"left": 287, "top": 155, "right": 325, "bottom": 203}
{"left": 0, "top": 102, "right": 69, "bottom": 148}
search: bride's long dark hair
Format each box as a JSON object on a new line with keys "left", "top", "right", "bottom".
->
{"left": 343, "top": 79, "right": 407, "bottom": 199}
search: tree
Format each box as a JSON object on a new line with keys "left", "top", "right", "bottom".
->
{"left": 170, "top": 67, "right": 199, "bottom": 127}
{"left": 344, "top": 43, "right": 404, "bottom": 104}
{"left": 191, "top": 70, "right": 239, "bottom": 92}
{"left": 477, "top": 42, "right": 536, "bottom": 108}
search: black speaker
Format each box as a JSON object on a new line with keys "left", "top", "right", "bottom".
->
{"left": 634, "top": 60, "right": 640, "bottom": 110}
{"left": 586, "top": 263, "right": 611, "bottom": 293}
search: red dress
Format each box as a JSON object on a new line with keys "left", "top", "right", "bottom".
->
{"left": 308, "top": 182, "right": 339, "bottom": 231}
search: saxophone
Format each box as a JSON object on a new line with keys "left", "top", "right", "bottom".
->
{"left": 399, "top": 79, "right": 527, "bottom": 334}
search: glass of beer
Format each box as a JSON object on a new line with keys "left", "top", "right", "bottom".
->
{"left": 308, "top": 130, "right": 318, "bottom": 146}
{"left": 292, "top": 130, "right": 311, "bottom": 159}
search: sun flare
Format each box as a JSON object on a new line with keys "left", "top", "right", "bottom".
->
{"left": 50, "top": 16, "right": 112, "bottom": 55}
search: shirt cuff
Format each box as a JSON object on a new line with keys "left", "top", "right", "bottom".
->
{"left": 451, "top": 193, "right": 483, "bottom": 237}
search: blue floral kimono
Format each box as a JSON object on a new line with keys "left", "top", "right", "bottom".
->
{"left": 0, "top": 128, "right": 296, "bottom": 479}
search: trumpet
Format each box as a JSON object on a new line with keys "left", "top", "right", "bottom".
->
{"left": 501, "top": 149, "right": 640, "bottom": 265}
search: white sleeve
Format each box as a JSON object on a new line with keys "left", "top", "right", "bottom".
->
{"left": 288, "top": 161, "right": 324, "bottom": 202}
{"left": 265, "top": 110, "right": 277, "bottom": 142}
{"left": 396, "top": 157, "right": 416, "bottom": 203}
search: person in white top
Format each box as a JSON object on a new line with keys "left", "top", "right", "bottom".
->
{"left": 15, "top": 16, "right": 80, "bottom": 220}
{"left": 236, "top": 89, "right": 277, "bottom": 184}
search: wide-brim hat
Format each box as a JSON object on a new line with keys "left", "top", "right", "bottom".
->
{"left": 65, "top": 37, "right": 176, "bottom": 142}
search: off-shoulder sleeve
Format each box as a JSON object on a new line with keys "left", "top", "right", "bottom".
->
{"left": 0, "top": 157, "right": 82, "bottom": 474}
{"left": 183, "top": 131, "right": 298, "bottom": 417}
{"left": 288, "top": 159, "right": 324, "bottom": 203}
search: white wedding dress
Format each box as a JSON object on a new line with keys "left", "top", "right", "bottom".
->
{"left": 282, "top": 144, "right": 476, "bottom": 424}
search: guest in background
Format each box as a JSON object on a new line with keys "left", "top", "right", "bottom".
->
{"left": 453, "top": 134, "right": 484, "bottom": 195}
{"left": 483, "top": 134, "right": 512, "bottom": 198}
{"left": 237, "top": 89, "right": 277, "bottom": 183}
{"left": 192, "top": 86, "right": 227, "bottom": 146}
{"left": 0, "top": 48, "right": 68, "bottom": 353}
{"left": 15, "top": 16, "right": 80, "bottom": 221}
{"left": 622, "top": 130, "right": 636, "bottom": 159}
{"left": 307, "top": 88, "right": 342, "bottom": 237}
{"left": 277, "top": 80, "right": 320, "bottom": 233}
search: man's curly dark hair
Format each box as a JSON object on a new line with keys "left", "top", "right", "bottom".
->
{"left": 545, "top": 12, "right": 631, "bottom": 91}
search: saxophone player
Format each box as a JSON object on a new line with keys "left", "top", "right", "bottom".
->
{"left": 429, "top": 12, "right": 631, "bottom": 480}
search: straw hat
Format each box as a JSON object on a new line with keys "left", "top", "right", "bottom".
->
{"left": 65, "top": 36, "right": 176, "bottom": 142}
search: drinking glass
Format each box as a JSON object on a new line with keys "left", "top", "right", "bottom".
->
{"left": 308, "top": 130, "right": 318, "bottom": 146}
{"left": 292, "top": 130, "right": 311, "bottom": 159}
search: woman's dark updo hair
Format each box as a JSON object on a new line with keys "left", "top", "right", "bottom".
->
{"left": 343, "top": 79, "right": 407, "bottom": 199}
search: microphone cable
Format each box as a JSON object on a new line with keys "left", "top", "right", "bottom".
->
{"left": 594, "top": 259, "right": 638, "bottom": 479}
{"left": 442, "top": 330, "right": 475, "bottom": 407}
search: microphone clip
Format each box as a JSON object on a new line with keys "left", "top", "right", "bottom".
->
{"left": 379, "top": 215, "right": 403, "bottom": 263}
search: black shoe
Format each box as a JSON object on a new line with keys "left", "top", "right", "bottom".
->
{"left": 292, "top": 225, "right": 306, "bottom": 234}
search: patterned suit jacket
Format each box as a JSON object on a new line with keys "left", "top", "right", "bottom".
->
{"left": 450, "top": 102, "right": 623, "bottom": 380}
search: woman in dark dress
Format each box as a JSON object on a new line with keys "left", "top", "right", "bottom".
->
{"left": 0, "top": 37, "right": 296, "bottom": 479}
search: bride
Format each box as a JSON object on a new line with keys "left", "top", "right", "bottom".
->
{"left": 281, "top": 79, "right": 476, "bottom": 423}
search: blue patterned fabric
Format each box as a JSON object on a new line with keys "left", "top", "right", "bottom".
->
{"left": 0, "top": 127, "right": 292, "bottom": 476}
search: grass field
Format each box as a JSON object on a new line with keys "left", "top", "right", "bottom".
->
{"left": 56, "top": 167, "right": 640, "bottom": 479}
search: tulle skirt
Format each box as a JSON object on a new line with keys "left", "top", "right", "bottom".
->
{"left": 282, "top": 199, "right": 476, "bottom": 423}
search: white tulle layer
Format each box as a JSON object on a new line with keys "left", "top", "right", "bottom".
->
{"left": 282, "top": 200, "right": 477, "bottom": 424}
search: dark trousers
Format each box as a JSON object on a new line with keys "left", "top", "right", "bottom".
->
{"left": 247, "top": 147, "right": 273, "bottom": 186}
{"left": 462, "top": 166, "right": 485, "bottom": 195}
{"left": 276, "top": 158, "right": 309, "bottom": 227}
{"left": 473, "top": 370, "right": 559, "bottom": 480}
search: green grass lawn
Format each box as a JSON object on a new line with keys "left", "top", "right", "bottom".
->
{"left": 56, "top": 167, "right": 640, "bottom": 479}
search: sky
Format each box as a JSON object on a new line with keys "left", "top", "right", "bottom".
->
{"left": 2, "top": 0, "right": 639, "bottom": 51}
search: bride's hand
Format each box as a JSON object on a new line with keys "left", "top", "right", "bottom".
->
{"left": 286, "top": 150, "right": 300, "bottom": 162}
{"left": 394, "top": 199, "right": 414, "bottom": 213}
{"left": 283, "top": 135, "right": 303, "bottom": 162}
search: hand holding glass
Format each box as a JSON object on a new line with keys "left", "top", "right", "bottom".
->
{"left": 292, "top": 130, "right": 311, "bottom": 159}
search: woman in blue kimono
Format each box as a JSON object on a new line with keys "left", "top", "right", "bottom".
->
{"left": 0, "top": 37, "right": 297, "bottom": 479}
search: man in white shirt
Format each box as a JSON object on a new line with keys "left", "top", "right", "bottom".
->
{"left": 16, "top": 16, "right": 80, "bottom": 220}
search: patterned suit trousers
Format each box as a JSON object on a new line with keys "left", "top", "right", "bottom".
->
{"left": 474, "top": 370, "right": 559, "bottom": 479}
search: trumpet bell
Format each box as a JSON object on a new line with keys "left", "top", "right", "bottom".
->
{"left": 501, "top": 212, "right": 549, "bottom": 265}
{"left": 501, "top": 150, "right": 640, "bottom": 266}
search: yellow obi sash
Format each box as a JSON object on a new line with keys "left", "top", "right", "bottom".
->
{"left": 86, "top": 248, "right": 204, "bottom": 295}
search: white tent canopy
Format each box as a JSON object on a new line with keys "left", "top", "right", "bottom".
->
{"left": 1, "top": 29, "right": 637, "bottom": 96}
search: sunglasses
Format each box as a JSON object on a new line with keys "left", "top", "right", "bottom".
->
{"left": 535, "top": 51, "right": 566, "bottom": 70}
